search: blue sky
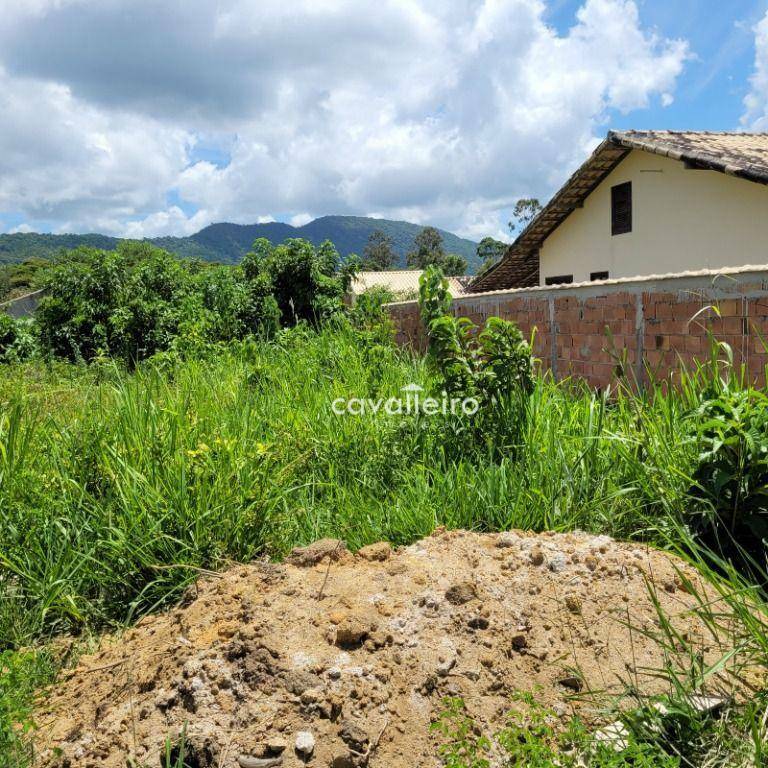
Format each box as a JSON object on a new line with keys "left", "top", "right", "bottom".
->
{"left": 0, "top": 0, "right": 767, "bottom": 242}
{"left": 548, "top": 0, "right": 767, "bottom": 131}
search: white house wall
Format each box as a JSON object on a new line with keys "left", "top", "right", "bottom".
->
{"left": 539, "top": 149, "right": 768, "bottom": 285}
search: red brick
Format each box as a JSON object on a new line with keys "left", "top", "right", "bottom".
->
{"left": 684, "top": 335, "right": 703, "bottom": 353}
{"left": 716, "top": 299, "right": 741, "bottom": 316}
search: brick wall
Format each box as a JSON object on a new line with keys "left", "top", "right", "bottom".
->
{"left": 386, "top": 269, "right": 768, "bottom": 389}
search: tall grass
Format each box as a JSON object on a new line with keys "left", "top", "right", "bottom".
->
{"left": 0, "top": 322, "right": 708, "bottom": 649}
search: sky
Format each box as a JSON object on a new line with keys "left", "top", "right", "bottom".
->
{"left": 0, "top": 0, "right": 767, "bottom": 243}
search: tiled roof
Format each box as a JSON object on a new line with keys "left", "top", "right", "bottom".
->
{"left": 613, "top": 130, "right": 768, "bottom": 182}
{"left": 351, "top": 270, "right": 469, "bottom": 296}
{"left": 471, "top": 130, "right": 768, "bottom": 293}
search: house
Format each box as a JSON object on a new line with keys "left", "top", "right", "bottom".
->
{"left": 472, "top": 131, "right": 768, "bottom": 292}
{"left": 349, "top": 270, "right": 470, "bottom": 301}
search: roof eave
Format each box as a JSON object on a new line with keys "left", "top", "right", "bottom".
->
{"left": 471, "top": 136, "right": 629, "bottom": 292}
{"left": 608, "top": 130, "right": 768, "bottom": 186}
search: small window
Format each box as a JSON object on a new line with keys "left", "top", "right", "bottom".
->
{"left": 545, "top": 275, "right": 573, "bottom": 286}
{"left": 590, "top": 271, "right": 609, "bottom": 281}
{"left": 611, "top": 181, "right": 632, "bottom": 235}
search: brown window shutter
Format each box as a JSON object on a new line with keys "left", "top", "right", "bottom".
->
{"left": 611, "top": 182, "right": 632, "bottom": 235}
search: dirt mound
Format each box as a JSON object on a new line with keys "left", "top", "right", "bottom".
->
{"left": 35, "top": 529, "right": 716, "bottom": 767}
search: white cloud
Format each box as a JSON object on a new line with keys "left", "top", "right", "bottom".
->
{"left": 0, "top": 0, "right": 690, "bottom": 240}
{"left": 8, "top": 223, "right": 34, "bottom": 234}
{"left": 742, "top": 11, "right": 768, "bottom": 130}
{"left": 0, "top": 66, "right": 192, "bottom": 235}
{"left": 176, "top": 0, "right": 689, "bottom": 238}
{"left": 289, "top": 213, "right": 313, "bottom": 228}
{"left": 121, "top": 207, "right": 212, "bottom": 239}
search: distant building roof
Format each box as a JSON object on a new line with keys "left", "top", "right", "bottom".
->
{"left": 471, "top": 130, "right": 768, "bottom": 293}
{"left": 351, "top": 270, "right": 469, "bottom": 297}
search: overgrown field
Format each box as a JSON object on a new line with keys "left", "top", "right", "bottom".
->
{"left": 1, "top": 315, "right": 768, "bottom": 765}
{"left": 0, "top": 321, "right": 705, "bottom": 648}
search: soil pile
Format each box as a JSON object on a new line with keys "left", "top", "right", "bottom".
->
{"left": 35, "top": 529, "right": 720, "bottom": 767}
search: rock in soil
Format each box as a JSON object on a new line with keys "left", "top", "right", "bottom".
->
{"left": 34, "top": 529, "right": 727, "bottom": 767}
{"left": 287, "top": 538, "right": 347, "bottom": 566}
{"left": 294, "top": 731, "right": 315, "bottom": 757}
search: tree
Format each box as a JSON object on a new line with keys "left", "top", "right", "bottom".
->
{"left": 0, "top": 266, "right": 9, "bottom": 302}
{"left": 406, "top": 227, "right": 466, "bottom": 275}
{"left": 441, "top": 253, "right": 468, "bottom": 276}
{"left": 241, "top": 237, "right": 357, "bottom": 326}
{"left": 362, "top": 229, "right": 396, "bottom": 270}
{"left": 407, "top": 226, "right": 445, "bottom": 269}
{"left": 33, "top": 236, "right": 357, "bottom": 363}
{"left": 34, "top": 242, "right": 238, "bottom": 363}
{"left": 508, "top": 198, "right": 542, "bottom": 234}
{"left": 476, "top": 237, "right": 507, "bottom": 276}
{"left": 36, "top": 241, "right": 281, "bottom": 363}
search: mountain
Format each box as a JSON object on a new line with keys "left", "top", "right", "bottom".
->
{"left": 0, "top": 233, "right": 123, "bottom": 264}
{"left": 0, "top": 216, "right": 481, "bottom": 273}
{"left": 188, "top": 216, "right": 480, "bottom": 270}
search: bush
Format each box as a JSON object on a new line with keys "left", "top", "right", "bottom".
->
{"left": 29, "top": 236, "right": 357, "bottom": 365}
{"left": 0, "top": 315, "right": 37, "bottom": 363}
{"left": 419, "top": 266, "right": 532, "bottom": 402}
{"left": 196, "top": 264, "right": 276, "bottom": 343}
{"left": 36, "top": 243, "right": 191, "bottom": 363}
{"left": 349, "top": 287, "right": 396, "bottom": 345}
{"left": 241, "top": 237, "right": 357, "bottom": 326}
{"left": 0, "top": 314, "right": 19, "bottom": 358}
{"left": 688, "top": 384, "right": 768, "bottom": 568}
{"left": 36, "top": 241, "right": 287, "bottom": 364}
{"left": 418, "top": 266, "right": 533, "bottom": 455}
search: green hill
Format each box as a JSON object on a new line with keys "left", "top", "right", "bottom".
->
{"left": 0, "top": 216, "right": 481, "bottom": 273}
{"left": 0, "top": 233, "right": 122, "bottom": 265}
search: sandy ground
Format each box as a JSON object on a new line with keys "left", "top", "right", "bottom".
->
{"left": 34, "top": 528, "right": 725, "bottom": 768}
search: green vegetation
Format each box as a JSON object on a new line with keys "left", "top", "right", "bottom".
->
{"left": 432, "top": 546, "right": 768, "bottom": 767}
{"left": 361, "top": 229, "right": 397, "bottom": 270}
{"left": 2, "top": 246, "right": 768, "bottom": 765}
{"left": 407, "top": 226, "right": 469, "bottom": 275}
{"left": 2, "top": 321, "right": 695, "bottom": 648}
{"left": 475, "top": 236, "right": 508, "bottom": 276}
{"left": 0, "top": 259, "right": 49, "bottom": 302}
{"left": 508, "top": 197, "right": 543, "bottom": 234}
{"left": 201, "top": 216, "right": 479, "bottom": 270}
{"left": 0, "top": 233, "right": 124, "bottom": 265}
{"left": 32, "top": 238, "right": 353, "bottom": 364}
{"left": 687, "top": 383, "right": 768, "bottom": 565}
{"left": 0, "top": 316, "right": 36, "bottom": 363}
{"left": 0, "top": 319, "right": 757, "bottom": 650}
{"left": 419, "top": 266, "right": 533, "bottom": 452}
{"left": 0, "top": 215, "right": 481, "bottom": 271}
{"left": 0, "top": 650, "right": 55, "bottom": 768}
{"left": 433, "top": 694, "right": 679, "bottom": 767}
{"left": 420, "top": 266, "right": 533, "bottom": 402}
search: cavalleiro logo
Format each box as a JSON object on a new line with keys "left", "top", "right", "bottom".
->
{"left": 331, "top": 383, "right": 479, "bottom": 416}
